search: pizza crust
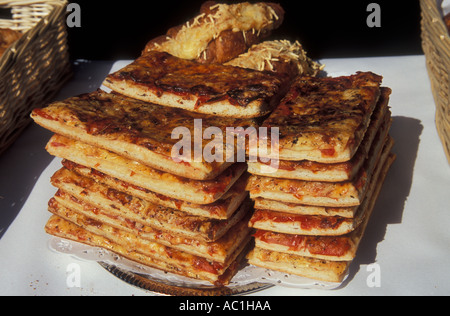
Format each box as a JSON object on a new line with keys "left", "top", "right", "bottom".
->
{"left": 48, "top": 196, "right": 252, "bottom": 263}
{"left": 45, "top": 215, "right": 250, "bottom": 285}
{"left": 51, "top": 183, "right": 251, "bottom": 243}
{"left": 247, "top": 247, "right": 349, "bottom": 283}
{"left": 251, "top": 148, "right": 395, "bottom": 238}
{"left": 253, "top": 198, "right": 358, "bottom": 218}
{"left": 247, "top": 135, "right": 393, "bottom": 208}
{"left": 53, "top": 163, "right": 248, "bottom": 220}
{"left": 31, "top": 90, "right": 256, "bottom": 180}
{"left": 46, "top": 135, "right": 247, "bottom": 205}
{"left": 248, "top": 88, "right": 392, "bottom": 182}
{"left": 103, "top": 51, "right": 290, "bottom": 118}
{"left": 258, "top": 73, "right": 384, "bottom": 163}
{"left": 248, "top": 152, "right": 396, "bottom": 280}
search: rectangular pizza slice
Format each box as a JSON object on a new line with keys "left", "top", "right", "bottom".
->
{"left": 51, "top": 187, "right": 250, "bottom": 243}
{"left": 48, "top": 197, "right": 252, "bottom": 264}
{"left": 253, "top": 230, "right": 358, "bottom": 262}
{"left": 258, "top": 72, "right": 384, "bottom": 163}
{"left": 247, "top": 153, "right": 396, "bottom": 282}
{"left": 102, "top": 51, "right": 290, "bottom": 118}
{"left": 249, "top": 145, "right": 395, "bottom": 236}
{"left": 46, "top": 134, "right": 247, "bottom": 205}
{"left": 45, "top": 215, "right": 250, "bottom": 286}
{"left": 253, "top": 198, "right": 358, "bottom": 218}
{"left": 253, "top": 152, "right": 396, "bottom": 261}
{"left": 247, "top": 247, "right": 349, "bottom": 283}
{"left": 53, "top": 163, "right": 248, "bottom": 220}
{"left": 248, "top": 87, "right": 392, "bottom": 181}
{"left": 247, "top": 135, "right": 393, "bottom": 208}
{"left": 31, "top": 90, "right": 256, "bottom": 180}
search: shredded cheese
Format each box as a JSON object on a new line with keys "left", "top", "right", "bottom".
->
{"left": 226, "top": 40, "right": 324, "bottom": 76}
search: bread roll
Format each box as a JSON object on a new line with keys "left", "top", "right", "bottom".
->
{"left": 0, "top": 28, "right": 22, "bottom": 58}
{"left": 143, "top": 1, "right": 285, "bottom": 64}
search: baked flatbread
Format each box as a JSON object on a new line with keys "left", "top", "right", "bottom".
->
{"left": 247, "top": 136, "right": 393, "bottom": 207}
{"left": 48, "top": 196, "right": 252, "bottom": 263}
{"left": 253, "top": 230, "right": 358, "bottom": 262}
{"left": 258, "top": 72, "right": 384, "bottom": 163}
{"left": 253, "top": 198, "right": 358, "bottom": 218}
{"left": 54, "top": 162, "right": 248, "bottom": 220}
{"left": 248, "top": 247, "right": 349, "bottom": 283}
{"left": 31, "top": 90, "right": 256, "bottom": 180}
{"left": 247, "top": 153, "right": 396, "bottom": 282}
{"left": 253, "top": 152, "right": 396, "bottom": 261}
{"left": 46, "top": 134, "right": 247, "bottom": 205}
{"left": 248, "top": 87, "right": 392, "bottom": 181}
{"left": 249, "top": 143, "right": 394, "bottom": 236}
{"left": 45, "top": 215, "right": 250, "bottom": 286}
{"left": 143, "top": 1, "right": 285, "bottom": 64}
{"left": 52, "top": 186, "right": 250, "bottom": 243}
{"left": 103, "top": 51, "right": 290, "bottom": 118}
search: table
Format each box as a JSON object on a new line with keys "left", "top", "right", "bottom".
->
{"left": 1, "top": 55, "right": 449, "bottom": 296}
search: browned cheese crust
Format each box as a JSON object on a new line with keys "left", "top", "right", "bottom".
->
{"left": 248, "top": 87, "right": 392, "bottom": 182}
{"left": 247, "top": 247, "right": 350, "bottom": 283}
{"left": 45, "top": 215, "right": 250, "bottom": 286}
{"left": 259, "top": 72, "right": 384, "bottom": 163}
{"left": 103, "top": 51, "right": 290, "bottom": 118}
{"left": 45, "top": 135, "right": 247, "bottom": 205}
{"left": 50, "top": 172, "right": 251, "bottom": 243}
{"left": 48, "top": 192, "right": 253, "bottom": 262}
{"left": 59, "top": 159, "right": 248, "bottom": 220}
{"left": 31, "top": 90, "right": 256, "bottom": 180}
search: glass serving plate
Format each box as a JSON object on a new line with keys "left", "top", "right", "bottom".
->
{"left": 49, "top": 237, "right": 345, "bottom": 296}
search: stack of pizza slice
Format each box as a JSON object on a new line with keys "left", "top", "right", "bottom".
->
{"left": 29, "top": 0, "right": 305, "bottom": 286}
{"left": 29, "top": 1, "right": 328, "bottom": 288}
{"left": 246, "top": 72, "right": 396, "bottom": 283}
{"left": 31, "top": 90, "right": 261, "bottom": 286}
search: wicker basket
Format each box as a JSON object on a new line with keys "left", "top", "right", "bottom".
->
{"left": 421, "top": 0, "right": 450, "bottom": 164}
{"left": 0, "top": 0, "right": 71, "bottom": 155}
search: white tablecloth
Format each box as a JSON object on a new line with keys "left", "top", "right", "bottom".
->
{"left": 0, "top": 55, "right": 449, "bottom": 296}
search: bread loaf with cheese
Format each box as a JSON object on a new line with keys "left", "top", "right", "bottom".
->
{"left": 143, "top": 1, "right": 285, "bottom": 64}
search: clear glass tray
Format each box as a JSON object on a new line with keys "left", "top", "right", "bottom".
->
{"left": 49, "top": 237, "right": 345, "bottom": 296}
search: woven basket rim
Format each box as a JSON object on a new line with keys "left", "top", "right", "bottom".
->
{"left": 0, "top": 0, "right": 67, "bottom": 68}
{"left": 0, "top": 0, "right": 71, "bottom": 155}
{"left": 0, "top": 0, "right": 65, "bottom": 7}
{"left": 421, "top": 0, "right": 450, "bottom": 164}
{"left": 421, "top": 0, "right": 450, "bottom": 37}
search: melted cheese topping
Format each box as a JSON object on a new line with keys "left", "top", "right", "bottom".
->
{"left": 158, "top": 2, "right": 279, "bottom": 60}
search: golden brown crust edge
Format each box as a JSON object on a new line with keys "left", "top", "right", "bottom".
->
{"left": 45, "top": 215, "right": 249, "bottom": 286}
